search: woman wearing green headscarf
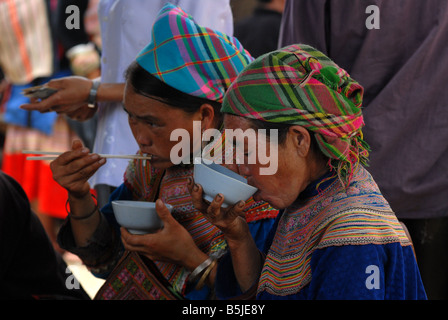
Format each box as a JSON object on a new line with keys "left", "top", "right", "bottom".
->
{"left": 189, "top": 44, "right": 427, "bottom": 299}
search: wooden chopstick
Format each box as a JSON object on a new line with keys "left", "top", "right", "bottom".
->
{"left": 22, "top": 150, "right": 61, "bottom": 155}
{"left": 26, "top": 156, "right": 63, "bottom": 160}
{"left": 22, "top": 150, "right": 152, "bottom": 160}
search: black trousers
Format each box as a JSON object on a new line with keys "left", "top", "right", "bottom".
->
{"left": 401, "top": 217, "right": 448, "bottom": 300}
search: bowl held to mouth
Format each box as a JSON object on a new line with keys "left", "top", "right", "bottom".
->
{"left": 193, "top": 158, "right": 258, "bottom": 208}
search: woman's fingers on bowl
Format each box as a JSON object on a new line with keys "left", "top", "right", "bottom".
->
{"left": 187, "top": 177, "right": 245, "bottom": 222}
{"left": 228, "top": 200, "right": 246, "bottom": 219}
{"left": 208, "top": 193, "right": 225, "bottom": 214}
{"left": 188, "top": 178, "right": 206, "bottom": 210}
{"left": 187, "top": 177, "right": 224, "bottom": 210}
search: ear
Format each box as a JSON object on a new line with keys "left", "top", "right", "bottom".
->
{"left": 288, "top": 125, "right": 312, "bottom": 158}
{"left": 197, "top": 103, "right": 216, "bottom": 130}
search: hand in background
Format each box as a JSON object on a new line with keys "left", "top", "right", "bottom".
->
{"left": 20, "top": 76, "right": 97, "bottom": 121}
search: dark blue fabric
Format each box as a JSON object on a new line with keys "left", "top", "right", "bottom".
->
{"left": 256, "top": 243, "right": 427, "bottom": 300}
{"left": 99, "top": 183, "right": 130, "bottom": 235}
{"left": 214, "top": 218, "right": 277, "bottom": 300}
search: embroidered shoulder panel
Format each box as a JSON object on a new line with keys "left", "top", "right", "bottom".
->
{"left": 257, "top": 167, "right": 411, "bottom": 297}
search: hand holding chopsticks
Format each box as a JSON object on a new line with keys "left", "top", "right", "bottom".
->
{"left": 22, "top": 150, "right": 152, "bottom": 161}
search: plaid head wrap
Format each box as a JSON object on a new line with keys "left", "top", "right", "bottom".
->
{"left": 221, "top": 44, "right": 370, "bottom": 185}
{"left": 136, "top": 3, "right": 254, "bottom": 103}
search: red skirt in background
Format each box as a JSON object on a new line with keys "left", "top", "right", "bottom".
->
{"left": 1, "top": 117, "right": 78, "bottom": 219}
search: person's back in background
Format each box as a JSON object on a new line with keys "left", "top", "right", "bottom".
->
{"left": 234, "top": 0, "right": 285, "bottom": 58}
{"left": 278, "top": 0, "right": 448, "bottom": 299}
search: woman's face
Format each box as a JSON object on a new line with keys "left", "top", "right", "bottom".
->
{"left": 123, "top": 84, "right": 203, "bottom": 170}
{"left": 224, "top": 115, "right": 318, "bottom": 209}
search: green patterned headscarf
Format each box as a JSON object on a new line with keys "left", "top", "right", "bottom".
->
{"left": 221, "top": 44, "right": 370, "bottom": 185}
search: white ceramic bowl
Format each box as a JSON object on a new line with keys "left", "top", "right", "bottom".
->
{"left": 111, "top": 200, "right": 173, "bottom": 234}
{"left": 193, "top": 158, "right": 258, "bottom": 208}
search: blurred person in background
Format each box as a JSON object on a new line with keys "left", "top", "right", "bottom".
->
{"left": 234, "top": 0, "right": 285, "bottom": 58}
{"left": 56, "top": 0, "right": 101, "bottom": 152}
{"left": 277, "top": 0, "right": 448, "bottom": 299}
{"left": 0, "top": 0, "right": 79, "bottom": 254}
